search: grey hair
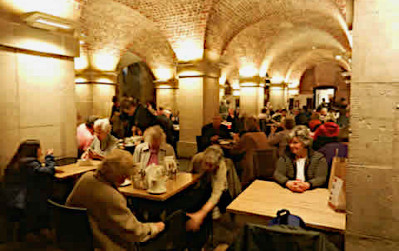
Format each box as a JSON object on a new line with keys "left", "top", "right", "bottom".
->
{"left": 94, "top": 118, "right": 112, "bottom": 133}
{"left": 288, "top": 125, "right": 313, "bottom": 148}
{"left": 143, "top": 125, "right": 166, "bottom": 144}
{"left": 96, "top": 149, "right": 134, "bottom": 184}
{"left": 203, "top": 145, "right": 224, "bottom": 166}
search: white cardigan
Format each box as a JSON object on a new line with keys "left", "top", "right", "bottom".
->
{"left": 133, "top": 142, "right": 176, "bottom": 167}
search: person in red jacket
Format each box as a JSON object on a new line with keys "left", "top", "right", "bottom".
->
{"left": 312, "top": 113, "right": 339, "bottom": 150}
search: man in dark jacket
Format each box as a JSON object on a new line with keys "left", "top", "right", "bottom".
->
{"left": 156, "top": 107, "right": 174, "bottom": 145}
{"left": 121, "top": 97, "right": 157, "bottom": 137}
{"left": 201, "top": 115, "right": 231, "bottom": 149}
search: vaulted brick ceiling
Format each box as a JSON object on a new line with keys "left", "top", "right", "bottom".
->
{"left": 0, "top": 0, "right": 351, "bottom": 82}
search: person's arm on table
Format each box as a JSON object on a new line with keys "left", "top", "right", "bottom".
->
{"left": 306, "top": 155, "right": 328, "bottom": 189}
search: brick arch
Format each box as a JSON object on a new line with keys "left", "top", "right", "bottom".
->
{"left": 298, "top": 61, "right": 348, "bottom": 97}
{"left": 80, "top": 0, "right": 176, "bottom": 71}
{"left": 264, "top": 29, "right": 346, "bottom": 80}
{"left": 206, "top": 0, "right": 350, "bottom": 57}
{"left": 113, "top": 0, "right": 214, "bottom": 60}
{"left": 221, "top": 22, "right": 346, "bottom": 78}
{"left": 285, "top": 49, "right": 350, "bottom": 87}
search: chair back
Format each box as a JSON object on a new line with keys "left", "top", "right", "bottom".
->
{"left": 229, "top": 223, "right": 336, "bottom": 251}
{"left": 196, "top": 136, "right": 205, "bottom": 153}
{"left": 48, "top": 199, "right": 93, "bottom": 251}
{"left": 253, "top": 148, "right": 278, "bottom": 180}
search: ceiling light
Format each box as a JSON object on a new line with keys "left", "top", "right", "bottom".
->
{"left": 335, "top": 55, "right": 342, "bottom": 60}
{"left": 22, "top": 12, "right": 74, "bottom": 31}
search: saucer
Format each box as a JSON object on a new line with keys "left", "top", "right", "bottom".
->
{"left": 147, "top": 188, "right": 167, "bottom": 194}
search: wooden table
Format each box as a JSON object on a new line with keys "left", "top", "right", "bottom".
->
{"left": 227, "top": 180, "right": 346, "bottom": 232}
{"left": 55, "top": 160, "right": 101, "bottom": 179}
{"left": 119, "top": 172, "right": 202, "bottom": 201}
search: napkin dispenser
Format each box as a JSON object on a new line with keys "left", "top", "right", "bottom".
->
{"left": 145, "top": 164, "right": 167, "bottom": 194}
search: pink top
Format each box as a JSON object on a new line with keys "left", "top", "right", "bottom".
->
{"left": 147, "top": 149, "right": 159, "bottom": 166}
{"left": 77, "top": 123, "right": 94, "bottom": 151}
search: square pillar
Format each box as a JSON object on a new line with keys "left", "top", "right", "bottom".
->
{"left": 347, "top": 0, "right": 399, "bottom": 250}
{"left": 176, "top": 61, "right": 220, "bottom": 157}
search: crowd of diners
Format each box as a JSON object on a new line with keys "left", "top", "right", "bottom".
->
{"left": 2, "top": 95, "right": 349, "bottom": 249}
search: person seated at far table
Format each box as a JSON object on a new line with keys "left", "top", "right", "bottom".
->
{"left": 268, "top": 117, "right": 296, "bottom": 157}
{"left": 66, "top": 149, "right": 165, "bottom": 250}
{"left": 133, "top": 125, "right": 176, "bottom": 167}
{"left": 77, "top": 115, "right": 98, "bottom": 157}
{"left": 273, "top": 125, "right": 328, "bottom": 193}
{"left": 82, "top": 119, "right": 118, "bottom": 160}
{"left": 201, "top": 115, "right": 232, "bottom": 148}
{"left": 229, "top": 116, "right": 271, "bottom": 186}
{"left": 312, "top": 113, "right": 340, "bottom": 151}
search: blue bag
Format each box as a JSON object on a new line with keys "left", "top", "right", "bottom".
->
{"left": 268, "top": 209, "right": 306, "bottom": 228}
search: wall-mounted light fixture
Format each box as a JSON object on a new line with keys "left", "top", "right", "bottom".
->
{"left": 22, "top": 12, "right": 74, "bottom": 31}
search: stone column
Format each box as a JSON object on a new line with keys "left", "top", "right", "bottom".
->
{"left": 155, "top": 79, "right": 178, "bottom": 112}
{"left": 269, "top": 83, "right": 288, "bottom": 110}
{"left": 0, "top": 17, "right": 78, "bottom": 174}
{"left": 75, "top": 69, "right": 117, "bottom": 123}
{"left": 176, "top": 60, "right": 220, "bottom": 157}
{"left": 239, "top": 76, "right": 264, "bottom": 116}
{"left": 347, "top": 1, "right": 399, "bottom": 250}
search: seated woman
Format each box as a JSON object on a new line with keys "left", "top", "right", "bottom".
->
{"left": 83, "top": 118, "right": 118, "bottom": 160}
{"left": 273, "top": 126, "right": 328, "bottom": 192}
{"left": 66, "top": 149, "right": 164, "bottom": 250}
{"left": 229, "top": 116, "right": 270, "bottom": 186}
{"left": 4, "top": 140, "right": 56, "bottom": 240}
{"left": 133, "top": 125, "right": 175, "bottom": 167}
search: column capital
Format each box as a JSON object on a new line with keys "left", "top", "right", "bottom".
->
{"left": 75, "top": 69, "right": 117, "bottom": 84}
{"left": 269, "top": 82, "right": 288, "bottom": 88}
{"left": 154, "top": 78, "right": 178, "bottom": 89}
{"left": 239, "top": 76, "right": 266, "bottom": 87}
{"left": 177, "top": 59, "right": 220, "bottom": 79}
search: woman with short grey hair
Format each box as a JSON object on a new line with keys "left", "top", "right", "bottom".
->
{"left": 187, "top": 145, "right": 228, "bottom": 232}
{"left": 83, "top": 118, "right": 118, "bottom": 160}
{"left": 133, "top": 125, "right": 175, "bottom": 166}
{"left": 273, "top": 125, "right": 328, "bottom": 192}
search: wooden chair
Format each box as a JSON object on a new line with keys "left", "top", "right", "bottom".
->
{"left": 253, "top": 148, "right": 278, "bottom": 180}
{"left": 48, "top": 199, "right": 93, "bottom": 251}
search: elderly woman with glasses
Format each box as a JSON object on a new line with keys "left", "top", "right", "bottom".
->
{"left": 273, "top": 125, "right": 328, "bottom": 193}
{"left": 133, "top": 125, "right": 176, "bottom": 167}
{"left": 83, "top": 118, "right": 118, "bottom": 160}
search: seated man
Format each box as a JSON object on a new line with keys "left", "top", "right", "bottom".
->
{"left": 66, "top": 149, "right": 164, "bottom": 250}
{"left": 83, "top": 119, "right": 118, "bottom": 160}
{"left": 201, "top": 115, "right": 231, "bottom": 148}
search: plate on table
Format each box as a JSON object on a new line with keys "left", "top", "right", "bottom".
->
{"left": 147, "top": 188, "right": 167, "bottom": 194}
{"left": 219, "top": 140, "right": 231, "bottom": 145}
{"left": 120, "top": 179, "right": 132, "bottom": 187}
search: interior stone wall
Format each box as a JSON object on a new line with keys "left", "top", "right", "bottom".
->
{"left": 0, "top": 48, "right": 77, "bottom": 177}
{"left": 347, "top": 0, "right": 399, "bottom": 250}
